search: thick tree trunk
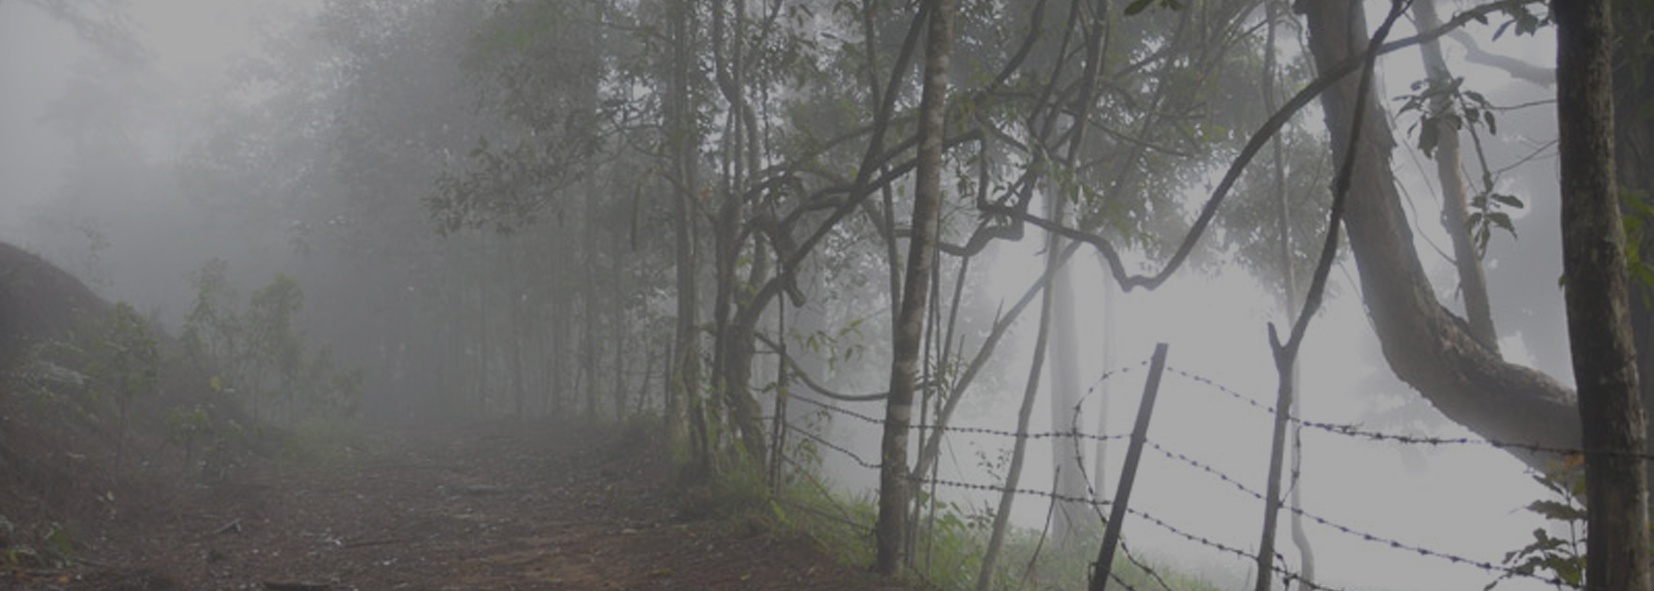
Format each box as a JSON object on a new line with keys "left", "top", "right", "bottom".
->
{"left": 1300, "top": 0, "right": 1580, "bottom": 473}
{"left": 1554, "top": 3, "right": 1651, "bottom": 591}
{"left": 876, "top": 0, "right": 956, "bottom": 575}
{"left": 724, "top": 247, "right": 771, "bottom": 469}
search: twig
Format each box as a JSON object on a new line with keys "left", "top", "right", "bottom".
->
{"left": 262, "top": 582, "right": 329, "bottom": 591}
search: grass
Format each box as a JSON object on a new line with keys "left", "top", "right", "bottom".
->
{"left": 276, "top": 415, "right": 391, "bottom": 467}
{"left": 739, "top": 459, "right": 1223, "bottom": 591}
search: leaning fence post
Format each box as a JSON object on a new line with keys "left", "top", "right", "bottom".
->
{"left": 1089, "top": 343, "right": 1169, "bottom": 591}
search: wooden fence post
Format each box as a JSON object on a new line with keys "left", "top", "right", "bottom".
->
{"left": 1089, "top": 343, "right": 1169, "bottom": 591}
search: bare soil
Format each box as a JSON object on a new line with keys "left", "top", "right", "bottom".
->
{"left": 1, "top": 241, "right": 919, "bottom": 591}
{"left": 6, "top": 419, "right": 917, "bottom": 591}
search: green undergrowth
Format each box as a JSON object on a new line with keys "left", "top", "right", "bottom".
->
{"left": 697, "top": 461, "right": 1220, "bottom": 591}
{"left": 0, "top": 516, "right": 76, "bottom": 570}
{"left": 275, "top": 416, "right": 390, "bottom": 467}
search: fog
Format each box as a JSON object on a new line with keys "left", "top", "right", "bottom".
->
{"left": 0, "top": 1, "right": 1599, "bottom": 590}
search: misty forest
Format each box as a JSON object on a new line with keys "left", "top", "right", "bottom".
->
{"left": 2, "top": 0, "right": 1652, "bottom": 590}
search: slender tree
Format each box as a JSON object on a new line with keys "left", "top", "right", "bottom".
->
{"left": 665, "top": 0, "right": 707, "bottom": 468}
{"left": 876, "top": 0, "right": 956, "bottom": 574}
{"left": 1413, "top": 0, "right": 1499, "bottom": 353}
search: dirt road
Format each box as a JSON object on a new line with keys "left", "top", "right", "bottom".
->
{"left": 21, "top": 421, "right": 910, "bottom": 591}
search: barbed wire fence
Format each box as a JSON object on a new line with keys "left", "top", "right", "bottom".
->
{"left": 764, "top": 344, "right": 1598, "bottom": 591}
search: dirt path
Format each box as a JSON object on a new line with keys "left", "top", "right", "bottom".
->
{"left": 23, "top": 421, "right": 911, "bottom": 591}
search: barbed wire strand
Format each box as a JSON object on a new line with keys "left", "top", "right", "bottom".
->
{"left": 789, "top": 418, "right": 1363, "bottom": 591}
{"left": 1144, "top": 439, "right": 1569, "bottom": 587}
{"left": 791, "top": 385, "right": 1133, "bottom": 445}
{"left": 790, "top": 424, "right": 882, "bottom": 470}
{"left": 775, "top": 360, "right": 1580, "bottom": 591}
{"left": 1164, "top": 365, "right": 1654, "bottom": 461}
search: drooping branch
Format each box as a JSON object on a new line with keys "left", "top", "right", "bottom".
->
{"left": 978, "top": 0, "right": 1543, "bottom": 295}
{"left": 1446, "top": 29, "right": 1555, "bottom": 87}
{"left": 1301, "top": 0, "right": 1578, "bottom": 473}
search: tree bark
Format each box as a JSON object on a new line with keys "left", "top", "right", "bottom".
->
{"left": 1047, "top": 187, "right": 1090, "bottom": 547}
{"left": 665, "top": 0, "right": 704, "bottom": 466}
{"left": 978, "top": 192, "right": 1062, "bottom": 591}
{"left": 1614, "top": 3, "right": 1654, "bottom": 482}
{"left": 876, "top": 0, "right": 956, "bottom": 575}
{"left": 1554, "top": 2, "right": 1651, "bottom": 591}
{"left": 1300, "top": 0, "right": 1580, "bottom": 473}
{"left": 1414, "top": 0, "right": 1499, "bottom": 354}
{"left": 1263, "top": 1, "right": 1314, "bottom": 582}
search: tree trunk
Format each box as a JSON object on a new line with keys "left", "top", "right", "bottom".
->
{"left": 1414, "top": 0, "right": 1499, "bottom": 354}
{"left": 1299, "top": 0, "right": 1580, "bottom": 473}
{"left": 876, "top": 0, "right": 956, "bottom": 575}
{"left": 1613, "top": 3, "right": 1654, "bottom": 485}
{"left": 612, "top": 228, "right": 629, "bottom": 424}
{"left": 1046, "top": 191, "right": 1090, "bottom": 547}
{"left": 1554, "top": 2, "right": 1651, "bottom": 590}
{"left": 477, "top": 278, "right": 490, "bottom": 416}
{"left": 665, "top": 0, "right": 704, "bottom": 465}
{"left": 978, "top": 193, "right": 1063, "bottom": 591}
{"left": 510, "top": 257, "right": 527, "bottom": 418}
{"left": 725, "top": 300, "right": 769, "bottom": 468}
{"left": 584, "top": 245, "right": 600, "bottom": 419}
{"left": 1264, "top": 1, "right": 1314, "bottom": 582}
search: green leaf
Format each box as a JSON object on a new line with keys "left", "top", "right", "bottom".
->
{"left": 1490, "top": 193, "right": 1524, "bottom": 209}
{"left": 1124, "top": 0, "right": 1156, "bottom": 15}
{"left": 1418, "top": 122, "right": 1440, "bottom": 158}
{"left": 1526, "top": 500, "right": 1587, "bottom": 521}
{"left": 1489, "top": 212, "right": 1517, "bottom": 236}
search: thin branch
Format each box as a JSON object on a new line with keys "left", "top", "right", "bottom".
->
{"left": 981, "top": 0, "right": 1539, "bottom": 293}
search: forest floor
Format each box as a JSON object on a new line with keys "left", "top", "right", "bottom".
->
{"left": 6, "top": 418, "right": 917, "bottom": 591}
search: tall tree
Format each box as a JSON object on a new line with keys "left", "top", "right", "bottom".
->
{"left": 876, "top": 0, "right": 956, "bottom": 575}
{"left": 1554, "top": 2, "right": 1651, "bottom": 590}
{"left": 664, "top": 0, "right": 706, "bottom": 465}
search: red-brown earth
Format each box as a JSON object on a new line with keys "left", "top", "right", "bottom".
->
{"left": 4, "top": 416, "right": 920, "bottom": 591}
{"left": 1, "top": 241, "right": 917, "bottom": 591}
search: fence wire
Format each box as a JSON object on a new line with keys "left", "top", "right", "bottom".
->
{"left": 771, "top": 357, "right": 1585, "bottom": 591}
{"left": 1164, "top": 364, "right": 1654, "bottom": 461}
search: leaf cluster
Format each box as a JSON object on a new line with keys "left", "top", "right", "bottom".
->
{"left": 1621, "top": 190, "right": 1654, "bottom": 301}
{"left": 182, "top": 260, "right": 362, "bottom": 423}
{"left": 1395, "top": 75, "right": 1526, "bottom": 258}
{"left": 1486, "top": 457, "right": 1586, "bottom": 591}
